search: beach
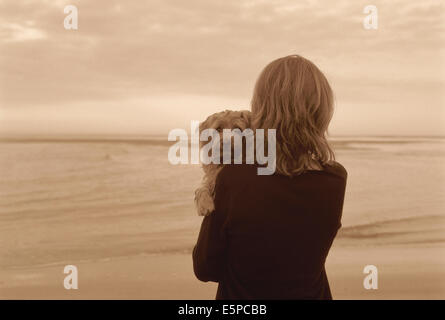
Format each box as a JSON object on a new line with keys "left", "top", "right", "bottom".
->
{"left": 0, "top": 137, "right": 444, "bottom": 299}
{"left": 1, "top": 243, "right": 444, "bottom": 299}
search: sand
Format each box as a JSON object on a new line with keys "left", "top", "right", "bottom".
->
{"left": 1, "top": 139, "right": 444, "bottom": 299}
{"left": 1, "top": 242, "right": 444, "bottom": 300}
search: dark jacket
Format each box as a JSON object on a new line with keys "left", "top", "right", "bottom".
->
{"left": 193, "top": 162, "right": 347, "bottom": 299}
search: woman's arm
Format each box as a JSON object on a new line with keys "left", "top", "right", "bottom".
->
{"left": 192, "top": 173, "right": 228, "bottom": 283}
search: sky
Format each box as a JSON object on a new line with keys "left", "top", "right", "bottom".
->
{"left": 0, "top": 0, "right": 444, "bottom": 137}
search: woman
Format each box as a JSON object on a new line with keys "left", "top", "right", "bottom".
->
{"left": 193, "top": 55, "right": 347, "bottom": 299}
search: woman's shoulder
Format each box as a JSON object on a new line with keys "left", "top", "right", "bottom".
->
{"left": 218, "top": 162, "right": 347, "bottom": 179}
{"left": 216, "top": 162, "right": 347, "bottom": 188}
{"left": 218, "top": 164, "right": 257, "bottom": 182}
{"left": 321, "top": 161, "right": 348, "bottom": 180}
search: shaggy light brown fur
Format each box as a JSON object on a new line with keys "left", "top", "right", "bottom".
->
{"left": 194, "top": 110, "right": 251, "bottom": 216}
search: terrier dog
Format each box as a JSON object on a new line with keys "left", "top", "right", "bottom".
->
{"left": 194, "top": 110, "right": 251, "bottom": 216}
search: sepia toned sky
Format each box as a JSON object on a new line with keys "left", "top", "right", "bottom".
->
{"left": 0, "top": 0, "right": 444, "bottom": 137}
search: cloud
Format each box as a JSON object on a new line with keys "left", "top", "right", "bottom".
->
{"left": 0, "top": 21, "right": 47, "bottom": 42}
{"left": 0, "top": 0, "right": 443, "bottom": 135}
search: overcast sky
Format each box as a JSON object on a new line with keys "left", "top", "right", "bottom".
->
{"left": 0, "top": 0, "right": 444, "bottom": 137}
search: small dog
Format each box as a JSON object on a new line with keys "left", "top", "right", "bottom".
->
{"left": 194, "top": 110, "right": 251, "bottom": 216}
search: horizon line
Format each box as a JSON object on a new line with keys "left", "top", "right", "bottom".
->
{"left": 0, "top": 133, "right": 444, "bottom": 144}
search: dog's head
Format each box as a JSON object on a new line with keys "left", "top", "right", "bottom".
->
{"left": 199, "top": 110, "right": 251, "bottom": 170}
{"left": 199, "top": 110, "right": 251, "bottom": 138}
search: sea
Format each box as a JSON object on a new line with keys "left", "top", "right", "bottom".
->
{"left": 0, "top": 136, "right": 444, "bottom": 269}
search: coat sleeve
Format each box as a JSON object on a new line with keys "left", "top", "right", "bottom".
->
{"left": 192, "top": 173, "right": 228, "bottom": 283}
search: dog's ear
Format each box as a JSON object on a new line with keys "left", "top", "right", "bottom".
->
{"left": 240, "top": 110, "right": 252, "bottom": 125}
{"left": 199, "top": 114, "right": 215, "bottom": 132}
{"left": 200, "top": 111, "right": 227, "bottom": 132}
{"left": 199, "top": 118, "right": 208, "bottom": 132}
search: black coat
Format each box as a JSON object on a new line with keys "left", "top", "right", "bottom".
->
{"left": 193, "top": 162, "right": 347, "bottom": 299}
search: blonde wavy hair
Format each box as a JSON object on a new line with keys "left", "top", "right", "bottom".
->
{"left": 251, "top": 55, "right": 335, "bottom": 176}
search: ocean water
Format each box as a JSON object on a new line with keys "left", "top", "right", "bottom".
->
{"left": 0, "top": 137, "right": 444, "bottom": 268}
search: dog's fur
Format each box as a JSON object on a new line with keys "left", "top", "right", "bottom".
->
{"left": 194, "top": 110, "right": 251, "bottom": 216}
